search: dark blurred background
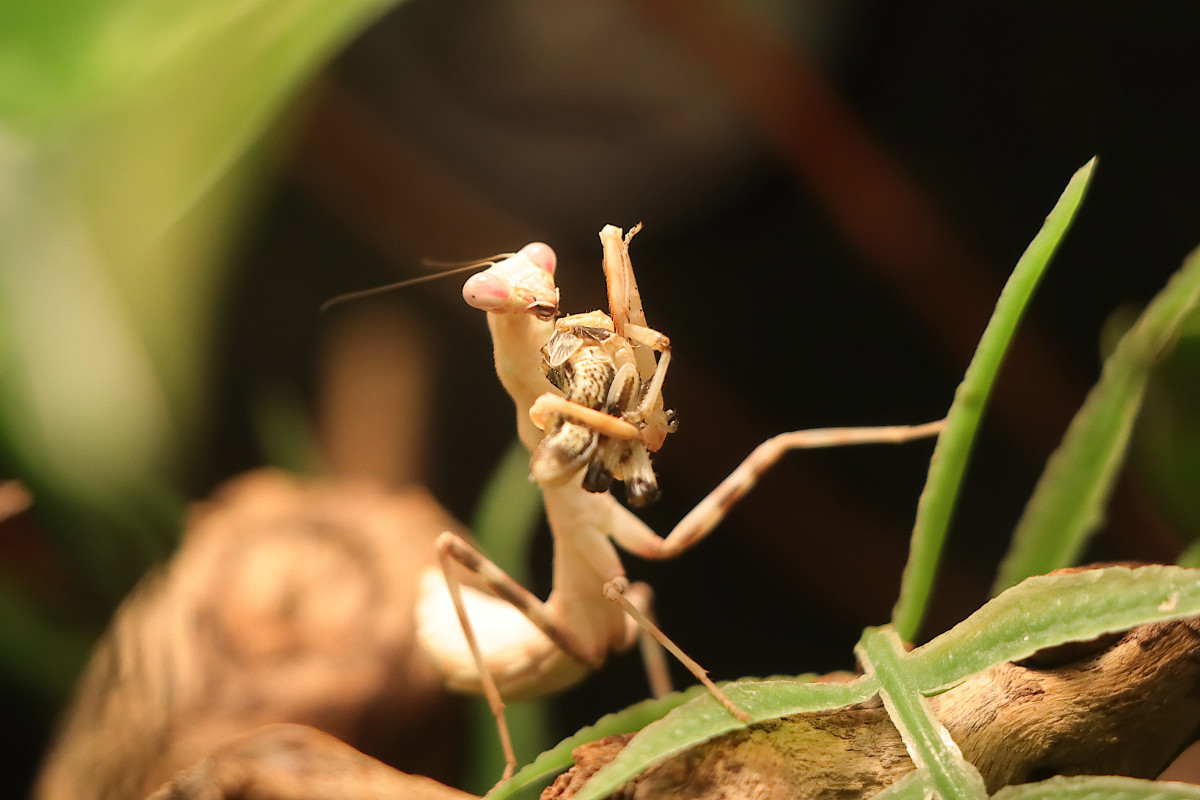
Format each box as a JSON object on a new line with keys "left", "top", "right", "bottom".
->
{"left": 4, "top": 0, "right": 1199, "bottom": 793}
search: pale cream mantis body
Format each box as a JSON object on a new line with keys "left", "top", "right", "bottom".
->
{"left": 415, "top": 227, "right": 944, "bottom": 780}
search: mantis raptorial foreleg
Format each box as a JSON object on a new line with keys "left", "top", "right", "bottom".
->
{"left": 527, "top": 321, "right": 672, "bottom": 447}
{"left": 621, "top": 322, "right": 672, "bottom": 430}
{"left": 529, "top": 394, "right": 641, "bottom": 441}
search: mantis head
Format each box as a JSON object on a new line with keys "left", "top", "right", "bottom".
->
{"left": 462, "top": 242, "right": 560, "bottom": 320}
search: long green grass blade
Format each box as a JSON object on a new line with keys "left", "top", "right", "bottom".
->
{"left": 1178, "top": 540, "right": 1200, "bottom": 568}
{"left": 1141, "top": 318, "right": 1200, "bottom": 539}
{"left": 993, "top": 246, "right": 1200, "bottom": 592}
{"left": 907, "top": 565, "right": 1200, "bottom": 691}
{"left": 857, "top": 627, "right": 987, "bottom": 800}
{"left": 892, "top": 158, "right": 1096, "bottom": 640}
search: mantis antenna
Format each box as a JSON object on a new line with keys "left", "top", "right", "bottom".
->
{"left": 319, "top": 254, "right": 517, "bottom": 313}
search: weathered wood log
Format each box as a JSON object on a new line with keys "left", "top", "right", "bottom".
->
{"left": 35, "top": 470, "right": 464, "bottom": 800}
{"left": 546, "top": 617, "right": 1200, "bottom": 799}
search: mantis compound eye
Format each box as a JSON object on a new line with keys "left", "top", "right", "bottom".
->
{"left": 522, "top": 242, "right": 557, "bottom": 275}
{"left": 462, "top": 271, "right": 512, "bottom": 312}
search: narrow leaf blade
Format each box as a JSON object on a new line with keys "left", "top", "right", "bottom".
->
{"left": 857, "top": 628, "right": 987, "bottom": 800}
{"left": 994, "top": 245, "right": 1200, "bottom": 592}
{"left": 892, "top": 158, "right": 1097, "bottom": 640}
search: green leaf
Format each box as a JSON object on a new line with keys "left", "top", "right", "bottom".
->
{"left": 561, "top": 566, "right": 1200, "bottom": 800}
{"left": 907, "top": 565, "right": 1200, "bottom": 690}
{"left": 992, "top": 775, "right": 1200, "bottom": 800}
{"left": 994, "top": 246, "right": 1200, "bottom": 592}
{"left": 251, "top": 384, "right": 323, "bottom": 476}
{"left": 856, "top": 627, "right": 987, "bottom": 800}
{"left": 486, "top": 684, "right": 713, "bottom": 800}
{"left": 472, "top": 439, "right": 545, "bottom": 583}
{"left": 1131, "top": 310, "right": 1200, "bottom": 542}
{"left": 1178, "top": 540, "right": 1200, "bottom": 568}
{"left": 867, "top": 771, "right": 932, "bottom": 800}
{"left": 569, "top": 676, "right": 878, "bottom": 800}
{"left": 892, "top": 158, "right": 1097, "bottom": 640}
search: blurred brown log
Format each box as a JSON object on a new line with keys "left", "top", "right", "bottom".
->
{"left": 35, "top": 470, "right": 464, "bottom": 800}
{"left": 145, "top": 723, "right": 475, "bottom": 800}
{"left": 547, "top": 617, "right": 1200, "bottom": 799}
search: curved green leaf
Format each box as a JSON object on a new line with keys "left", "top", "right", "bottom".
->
{"left": 994, "top": 245, "right": 1200, "bottom": 592}
{"left": 571, "top": 676, "right": 878, "bottom": 800}
{"left": 892, "top": 157, "right": 1097, "bottom": 640}
{"left": 562, "top": 559, "right": 1199, "bottom": 800}
{"left": 908, "top": 565, "right": 1200, "bottom": 690}
{"left": 486, "top": 684, "right": 712, "bottom": 800}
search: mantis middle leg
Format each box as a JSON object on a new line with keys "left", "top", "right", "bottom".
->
{"left": 607, "top": 420, "right": 946, "bottom": 561}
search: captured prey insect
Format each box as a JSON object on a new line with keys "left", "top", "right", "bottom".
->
{"left": 528, "top": 224, "right": 675, "bottom": 507}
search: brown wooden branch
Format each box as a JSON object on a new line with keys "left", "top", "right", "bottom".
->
{"left": 547, "top": 617, "right": 1200, "bottom": 799}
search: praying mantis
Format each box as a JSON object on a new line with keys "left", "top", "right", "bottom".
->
{"left": 414, "top": 225, "right": 945, "bottom": 781}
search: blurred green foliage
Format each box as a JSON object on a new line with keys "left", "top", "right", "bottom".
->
{"left": 0, "top": 0, "right": 399, "bottom": 689}
{"left": 994, "top": 246, "right": 1200, "bottom": 591}
{"left": 1130, "top": 309, "right": 1200, "bottom": 546}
